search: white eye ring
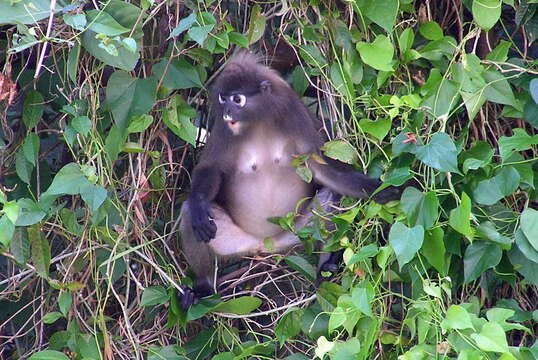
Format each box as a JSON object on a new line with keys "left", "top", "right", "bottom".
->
{"left": 218, "top": 94, "right": 225, "bottom": 104}
{"left": 230, "top": 94, "right": 246, "bottom": 107}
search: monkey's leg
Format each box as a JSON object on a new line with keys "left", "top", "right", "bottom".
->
{"left": 308, "top": 159, "right": 402, "bottom": 204}
{"left": 179, "top": 200, "right": 264, "bottom": 308}
{"left": 268, "top": 188, "right": 344, "bottom": 278}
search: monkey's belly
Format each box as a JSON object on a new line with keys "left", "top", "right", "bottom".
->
{"left": 223, "top": 169, "right": 314, "bottom": 238}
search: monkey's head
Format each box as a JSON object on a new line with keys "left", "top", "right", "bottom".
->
{"left": 212, "top": 53, "right": 283, "bottom": 135}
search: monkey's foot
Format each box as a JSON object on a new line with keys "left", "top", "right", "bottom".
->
{"left": 178, "top": 285, "right": 200, "bottom": 309}
{"left": 316, "top": 250, "right": 343, "bottom": 285}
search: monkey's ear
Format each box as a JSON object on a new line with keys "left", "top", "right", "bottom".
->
{"left": 260, "top": 80, "right": 272, "bottom": 93}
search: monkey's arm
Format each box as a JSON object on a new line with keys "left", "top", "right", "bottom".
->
{"left": 188, "top": 165, "right": 223, "bottom": 243}
{"left": 308, "top": 159, "right": 401, "bottom": 204}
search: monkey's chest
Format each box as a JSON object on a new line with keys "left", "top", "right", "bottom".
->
{"left": 222, "top": 144, "right": 314, "bottom": 238}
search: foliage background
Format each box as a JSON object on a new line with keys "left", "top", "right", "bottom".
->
{"left": 1, "top": 0, "right": 538, "bottom": 359}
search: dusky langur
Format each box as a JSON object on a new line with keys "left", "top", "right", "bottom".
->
{"left": 179, "top": 52, "right": 401, "bottom": 307}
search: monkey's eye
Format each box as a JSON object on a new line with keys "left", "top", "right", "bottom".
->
{"left": 218, "top": 94, "right": 226, "bottom": 104}
{"left": 230, "top": 94, "right": 246, "bottom": 107}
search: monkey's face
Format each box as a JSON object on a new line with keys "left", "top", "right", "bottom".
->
{"left": 216, "top": 78, "right": 272, "bottom": 136}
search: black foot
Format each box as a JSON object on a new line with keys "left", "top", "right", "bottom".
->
{"left": 178, "top": 285, "right": 200, "bottom": 309}
{"left": 316, "top": 250, "right": 343, "bottom": 285}
{"left": 178, "top": 279, "right": 214, "bottom": 310}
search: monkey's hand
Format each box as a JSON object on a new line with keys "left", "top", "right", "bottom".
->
{"left": 372, "top": 185, "right": 402, "bottom": 204}
{"left": 189, "top": 193, "right": 217, "bottom": 243}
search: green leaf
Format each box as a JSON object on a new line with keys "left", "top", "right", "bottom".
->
{"left": 141, "top": 286, "right": 169, "bottom": 306}
{"left": 359, "top": 117, "right": 391, "bottom": 141}
{"left": 472, "top": 0, "right": 502, "bottom": 30}
{"left": 29, "top": 224, "right": 51, "bottom": 278}
{"left": 162, "top": 95, "right": 198, "bottom": 146}
{"left": 514, "top": 229, "right": 538, "bottom": 263}
{"left": 476, "top": 221, "right": 512, "bottom": 248}
{"left": 43, "top": 312, "right": 63, "bottom": 324}
{"left": 422, "top": 79, "right": 460, "bottom": 119}
{"left": 127, "top": 114, "right": 153, "bottom": 133}
{"left": 28, "top": 350, "right": 70, "bottom": 360}
{"left": 213, "top": 296, "right": 262, "bottom": 315}
{"left": 321, "top": 140, "right": 356, "bottom": 164}
{"left": 295, "top": 166, "right": 313, "bottom": 183}
{"left": 460, "top": 90, "right": 486, "bottom": 121}
{"left": 0, "top": 216, "right": 15, "bottom": 247}
{"left": 63, "top": 13, "right": 86, "bottom": 31}
{"left": 464, "top": 242, "right": 502, "bottom": 283}
{"left": 170, "top": 12, "right": 196, "bottom": 38}
{"left": 419, "top": 21, "right": 443, "bottom": 40}
{"left": 80, "top": 184, "right": 107, "bottom": 213}
{"left": 81, "top": 31, "right": 140, "bottom": 71}
{"left": 10, "top": 227, "right": 30, "bottom": 264}
{"left": 461, "top": 141, "right": 494, "bottom": 173}
{"left": 473, "top": 166, "right": 520, "bottom": 205}
{"left": 67, "top": 43, "right": 81, "bottom": 83}
{"left": 22, "top": 133, "right": 40, "bottom": 166}
{"left": 188, "top": 25, "right": 214, "bottom": 46}
{"left": 449, "top": 192, "right": 473, "bottom": 238}
{"left": 487, "top": 308, "right": 531, "bottom": 333}
{"left": 356, "top": 35, "right": 394, "bottom": 72}
{"left": 520, "top": 208, "right": 538, "bottom": 252}
{"left": 351, "top": 282, "right": 374, "bottom": 316}
{"left": 400, "top": 188, "right": 439, "bottom": 229}
{"left": 3, "top": 200, "right": 20, "bottom": 224}
{"left": 441, "top": 305, "right": 474, "bottom": 330}
{"left": 59, "top": 292, "right": 72, "bottom": 316}
{"left": 530, "top": 78, "right": 538, "bottom": 104}
{"left": 357, "top": 0, "right": 399, "bottom": 32}
{"left": 86, "top": 10, "right": 129, "bottom": 36}
{"left": 104, "top": 125, "right": 126, "bottom": 162}
{"left": 422, "top": 227, "right": 446, "bottom": 274}
{"left": 23, "top": 91, "right": 44, "bottom": 129}
{"left": 315, "top": 336, "right": 335, "bottom": 360}
{"left": 1, "top": 0, "right": 53, "bottom": 24}
{"left": 414, "top": 133, "right": 459, "bottom": 173}
{"left": 229, "top": 32, "right": 249, "bottom": 48}
{"left": 247, "top": 5, "right": 266, "bottom": 44}
{"left": 106, "top": 71, "right": 157, "bottom": 132}
{"left": 121, "top": 37, "right": 137, "bottom": 53}
{"left": 284, "top": 255, "right": 317, "bottom": 281}
{"left": 16, "top": 198, "right": 46, "bottom": 226}
{"left": 389, "top": 222, "right": 424, "bottom": 270}
{"left": 152, "top": 58, "right": 203, "bottom": 90}
{"left": 291, "top": 67, "right": 309, "bottom": 96}
{"left": 470, "top": 322, "right": 509, "bottom": 353}
{"left": 330, "top": 62, "right": 354, "bottom": 99}
{"left": 71, "top": 116, "right": 91, "bottom": 136}
{"left": 508, "top": 246, "right": 538, "bottom": 286}
{"left": 524, "top": 98, "right": 538, "bottom": 129}
{"left": 43, "top": 163, "right": 88, "bottom": 196}
{"left": 486, "top": 40, "right": 511, "bottom": 62}
{"left": 498, "top": 128, "right": 538, "bottom": 161}
{"left": 398, "top": 28, "right": 415, "bottom": 54}
{"left": 483, "top": 70, "right": 518, "bottom": 108}
{"left": 275, "top": 308, "right": 303, "bottom": 346}
{"left": 331, "top": 338, "right": 361, "bottom": 360}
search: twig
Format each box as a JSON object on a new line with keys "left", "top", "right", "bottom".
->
{"left": 34, "top": 0, "right": 57, "bottom": 79}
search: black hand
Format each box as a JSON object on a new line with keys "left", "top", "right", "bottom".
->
{"left": 372, "top": 185, "right": 402, "bottom": 204}
{"left": 189, "top": 194, "right": 217, "bottom": 243}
